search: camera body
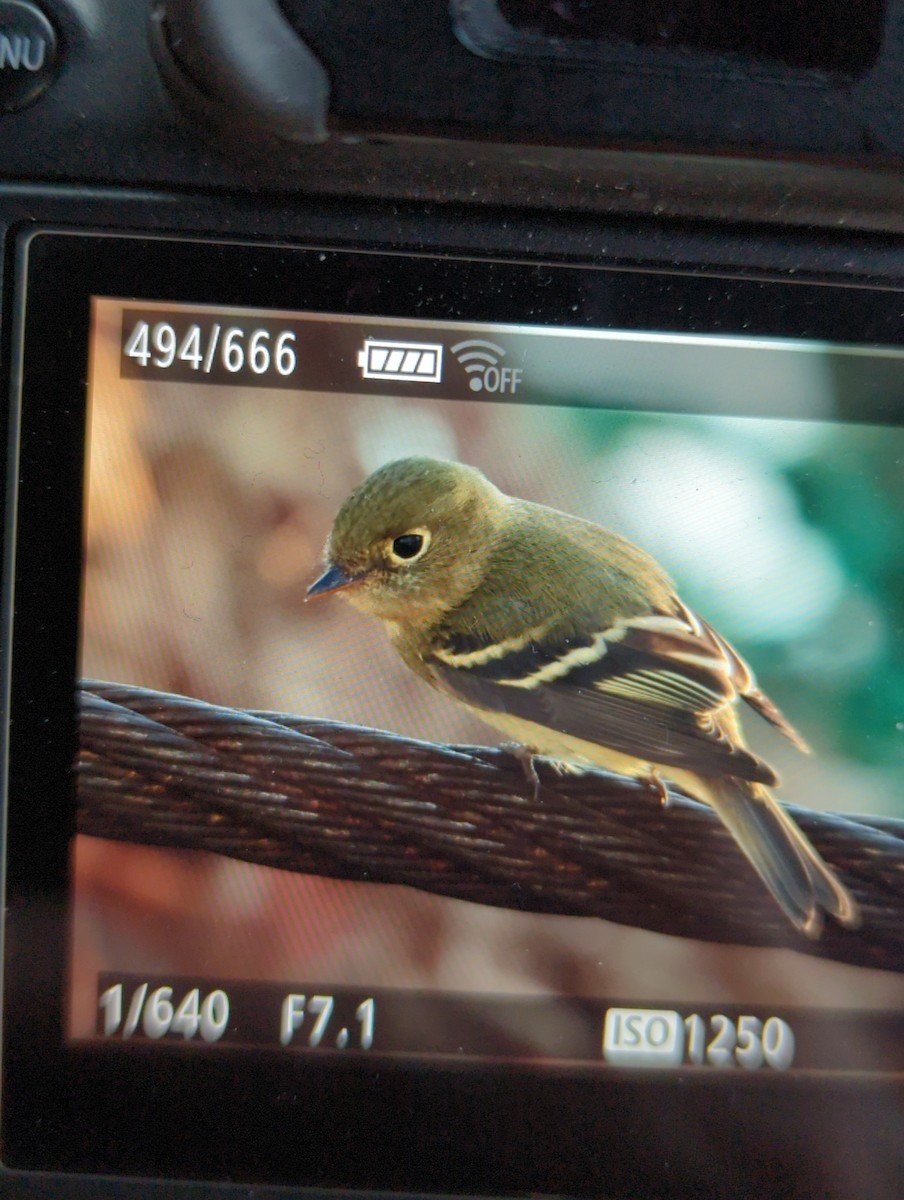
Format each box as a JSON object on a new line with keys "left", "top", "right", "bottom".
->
{"left": 2, "top": 4, "right": 904, "bottom": 1200}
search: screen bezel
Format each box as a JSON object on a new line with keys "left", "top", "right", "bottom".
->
{"left": 3, "top": 229, "right": 903, "bottom": 1196}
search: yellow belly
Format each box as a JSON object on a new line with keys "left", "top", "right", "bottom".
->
{"left": 472, "top": 706, "right": 712, "bottom": 805}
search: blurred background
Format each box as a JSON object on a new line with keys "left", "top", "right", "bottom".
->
{"left": 71, "top": 298, "right": 904, "bottom": 1038}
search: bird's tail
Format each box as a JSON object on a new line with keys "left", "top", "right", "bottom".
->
{"left": 702, "top": 779, "right": 860, "bottom": 939}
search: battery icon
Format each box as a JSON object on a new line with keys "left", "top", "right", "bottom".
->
{"left": 357, "top": 339, "right": 444, "bottom": 383}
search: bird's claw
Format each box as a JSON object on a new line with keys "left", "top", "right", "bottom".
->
{"left": 501, "top": 742, "right": 543, "bottom": 800}
{"left": 645, "top": 767, "right": 671, "bottom": 808}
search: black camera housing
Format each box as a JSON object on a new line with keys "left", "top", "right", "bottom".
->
{"left": 2, "top": 2, "right": 904, "bottom": 1199}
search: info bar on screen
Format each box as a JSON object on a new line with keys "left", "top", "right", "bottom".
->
{"left": 92, "top": 973, "right": 904, "bottom": 1074}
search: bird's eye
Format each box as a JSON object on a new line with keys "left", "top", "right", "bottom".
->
{"left": 389, "top": 529, "right": 431, "bottom": 564}
{"left": 393, "top": 535, "right": 422, "bottom": 558}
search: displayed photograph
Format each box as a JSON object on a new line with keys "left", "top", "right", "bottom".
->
{"left": 70, "top": 297, "right": 904, "bottom": 1060}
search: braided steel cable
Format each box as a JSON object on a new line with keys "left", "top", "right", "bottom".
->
{"left": 76, "top": 679, "right": 904, "bottom": 973}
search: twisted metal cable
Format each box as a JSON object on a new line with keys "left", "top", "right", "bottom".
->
{"left": 76, "top": 680, "right": 904, "bottom": 973}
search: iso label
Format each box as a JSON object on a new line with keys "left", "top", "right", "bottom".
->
{"left": 602, "top": 1007, "right": 796, "bottom": 1070}
{"left": 603, "top": 1007, "right": 685, "bottom": 1067}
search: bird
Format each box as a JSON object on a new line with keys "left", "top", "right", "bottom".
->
{"left": 306, "top": 456, "right": 859, "bottom": 938}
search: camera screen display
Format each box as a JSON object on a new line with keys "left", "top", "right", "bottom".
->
{"left": 5, "top": 233, "right": 903, "bottom": 1191}
{"left": 70, "top": 293, "right": 904, "bottom": 1075}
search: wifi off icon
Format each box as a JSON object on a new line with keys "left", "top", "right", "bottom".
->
{"left": 452, "top": 340, "right": 523, "bottom": 394}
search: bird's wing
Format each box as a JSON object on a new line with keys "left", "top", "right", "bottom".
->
{"left": 427, "top": 600, "right": 783, "bottom": 784}
{"left": 675, "top": 602, "right": 811, "bottom": 754}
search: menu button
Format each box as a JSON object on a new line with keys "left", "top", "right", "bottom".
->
{"left": 0, "top": 0, "right": 58, "bottom": 113}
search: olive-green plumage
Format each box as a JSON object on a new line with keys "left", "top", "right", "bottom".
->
{"left": 308, "top": 456, "right": 859, "bottom": 938}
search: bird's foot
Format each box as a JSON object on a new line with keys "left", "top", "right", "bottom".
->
{"left": 545, "top": 757, "right": 587, "bottom": 776}
{"left": 644, "top": 767, "right": 671, "bottom": 808}
{"left": 501, "top": 742, "right": 543, "bottom": 800}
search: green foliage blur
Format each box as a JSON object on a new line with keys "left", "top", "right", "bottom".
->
{"left": 564, "top": 402, "right": 903, "bottom": 811}
{"left": 786, "top": 426, "right": 904, "bottom": 769}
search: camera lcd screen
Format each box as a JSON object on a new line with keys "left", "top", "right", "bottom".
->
{"left": 74, "top": 296, "right": 904, "bottom": 1060}
{"left": 4, "top": 232, "right": 903, "bottom": 1194}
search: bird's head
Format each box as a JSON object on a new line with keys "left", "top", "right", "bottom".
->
{"left": 307, "top": 457, "right": 506, "bottom": 623}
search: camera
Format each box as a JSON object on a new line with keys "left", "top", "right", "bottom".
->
{"left": 1, "top": 3, "right": 904, "bottom": 1199}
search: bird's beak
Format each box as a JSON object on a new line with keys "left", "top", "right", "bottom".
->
{"left": 305, "top": 563, "right": 362, "bottom": 600}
